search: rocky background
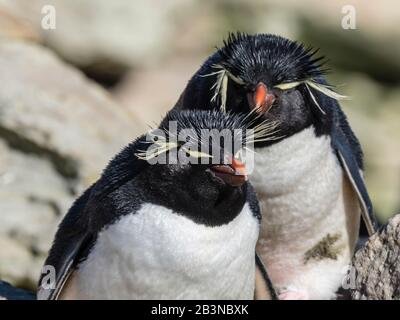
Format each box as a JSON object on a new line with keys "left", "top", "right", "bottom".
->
{"left": 0, "top": 0, "right": 399, "bottom": 291}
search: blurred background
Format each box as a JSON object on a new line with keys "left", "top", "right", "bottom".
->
{"left": 0, "top": 0, "right": 399, "bottom": 290}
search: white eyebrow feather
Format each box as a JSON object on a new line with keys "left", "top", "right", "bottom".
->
{"left": 135, "top": 131, "right": 179, "bottom": 160}
{"left": 305, "top": 83, "right": 327, "bottom": 116}
{"left": 274, "top": 79, "right": 348, "bottom": 117}
{"left": 245, "top": 119, "right": 282, "bottom": 144}
{"left": 202, "top": 64, "right": 246, "bottom": 112}
{"left": 304, "top": 80, "right": 348, "bottom": 101}
{"left": 274, "top": 79, "right": 348, "bottom": 114}
{"left": 135, "top": 142, "right": 178, "bottom": 161}
{"left": 273, "top": 81, "right": 302, "bottom": 90}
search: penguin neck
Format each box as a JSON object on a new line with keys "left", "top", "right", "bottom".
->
{"left": 251, "top": 126, "right": 334, "bottom": 195}
{"left": 136, "top": 175, "right": 248, "bottom": 227}
{"left": 249, "top": 125, "right": 344, "bottom": 241}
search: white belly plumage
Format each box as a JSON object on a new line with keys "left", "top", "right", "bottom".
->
{"left": 60, "top": 202, "right": 259, "bottom": 300}
{"left": 250, "top": 127, "right": 360, "bottom": 299}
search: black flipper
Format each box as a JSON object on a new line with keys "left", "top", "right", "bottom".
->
{"left": 255, "top": 253, "right": 278, "bottom": 300}
{"left": 37, "top": 186, "right": 94, "bottom": 300}
{"left": 37, "top": 134, "right": 155, "bottom": 300}
{"left": 330, "top": 113, "right": 378, "bottom": 236}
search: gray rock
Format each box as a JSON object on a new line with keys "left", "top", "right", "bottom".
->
{"left": 0, "top": 40, "right": 144, "bottom": 289}
{"left": 0, "top": 40, "right": 143, "bottom": 185}
{"left": 350, "top": 214, "right": 400, "bottom": 300}
{"left": 0, "top": 141, "right": 70, "bottom": 257}
{"left": 0, "top": 6, "right": 40, "bottom": 42}
{"left": 0, "top": 236, "right": 33, "bottom": 287}
{"left": 1, "top": 0, "right": 188, "bottom": 70}
{"left": 113, "top": 56, "right": 202, "bottom": 128}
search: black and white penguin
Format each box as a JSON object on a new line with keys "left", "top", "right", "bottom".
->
{"left": 37, "top": 109, "right": 277, "bottom": 300}
{"left": 174, "top": 33, "right": 377, "bottom": 299}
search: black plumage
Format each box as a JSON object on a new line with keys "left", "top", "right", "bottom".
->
{"left": 174, "top": 32, "right": 377, "bottom": 235}
{"left": 38, "top": 109, "right": 267, "bottom": 300}
{"left": 218, "top": 32, "right": 327, "bottom": 85}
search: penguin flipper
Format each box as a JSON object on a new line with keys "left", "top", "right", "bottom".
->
{"left": 37, "top": 186, "right": 94, "bottom": 300}
{"left": 254, "top": 253, "right": 277, "bottom": 300}
{"left": 331, "top": 127, "right": 378, "bottom": 236}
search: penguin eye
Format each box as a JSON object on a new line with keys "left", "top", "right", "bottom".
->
{"left": 273, "top": 81, "right": 302, "bottom": 90}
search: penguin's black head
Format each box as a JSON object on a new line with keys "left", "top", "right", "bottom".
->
{"left": 179, "top": 33, "right": 346, "bottom": 145}
{"left": 134, "top": 109, "right": 274, "bottom": 225}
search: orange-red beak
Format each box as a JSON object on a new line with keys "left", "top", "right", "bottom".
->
{"left": 251, "top": 83, "right": 276, "bottom": 114}
{"left": 210, "top": 158, "right": 248, "bottom": 187}
{"left": 231, "top": 158, "right": 247, "bottom": 177}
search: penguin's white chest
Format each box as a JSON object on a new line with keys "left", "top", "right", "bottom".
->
{"left": 251, "top": 127, "right": 345, "bottom": 238}
{"left": 250, "top": 127, "right": 360, "bottom": 299}
{"left": 62, "top": 203, "right": 259, "bottom": 300}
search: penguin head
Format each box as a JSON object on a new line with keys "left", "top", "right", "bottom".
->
{"left": 133, "top": 109, "right": 275, "bottom": 225}
{"left": 181, "top": 33, "right": 347, "bottom": 145}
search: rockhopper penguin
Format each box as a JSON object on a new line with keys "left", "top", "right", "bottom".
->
{"left": 37, "top": 109, "right": 277, "bottom": 300}
{"left": 174, "top": 33, "right": 377, "bottom": 299}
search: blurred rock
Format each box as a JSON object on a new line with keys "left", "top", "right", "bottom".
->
{"left": 0, "top": 39, "right": 143, "bottom": 289}
{"left": 0, "top": 40, "right": 143, "bottom": 184}
{"left": 0, "top": 6, "right": 40, "bottom": 42}
{"left": 0, "top": 236, "right": 32, "bottom": 288}
{"left": 113, "top": 56, "right": 201, "bottom": 127}
{"left": 0, "top": 0, "right": 193, "bottom": 83}
{"left": 0, "top": 140, "right": 71, "bottom": 256}
{"left": 261, "top": 0, "right": 400, "bottom": 83}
